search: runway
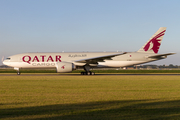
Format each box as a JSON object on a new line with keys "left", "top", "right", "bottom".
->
{"left": 1, "top": 73, "right": 180, "bottom": 76}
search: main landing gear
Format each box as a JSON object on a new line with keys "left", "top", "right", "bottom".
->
{"left": 81, "top": 65, "right": 95, "bottom": 75}
{"left": 81, "top": 71, "right": 95, "bottom": 75}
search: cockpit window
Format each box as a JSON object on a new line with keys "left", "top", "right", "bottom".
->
{"left": 6, "top": 58, "right": 11, "bottom": 60}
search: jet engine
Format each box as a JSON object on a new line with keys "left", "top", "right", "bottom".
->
{"left": 56, "top": 62, "right": 76, "bottom": 73}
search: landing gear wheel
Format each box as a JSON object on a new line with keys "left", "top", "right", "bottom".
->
{"left": 80, "top": 71, "right": 95, "bottom": 75}
{"left": 87, "top": 71, "right": 91, "bottom": 75}
{"left": 81, "top": 72, "right": 86, "bottom": 75}
{"left": 17, "top": 72, "right": 21, "bottom": 75}
{"left": 91, "top": 72, "right": 95, "bottom": 75}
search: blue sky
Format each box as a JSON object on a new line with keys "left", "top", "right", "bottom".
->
{"left": 0, "top": 0, "right": 180, "bottom": 65}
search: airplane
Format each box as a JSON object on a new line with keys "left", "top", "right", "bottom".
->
{"left": 3, "top": 27, "right": 175, "bottom": 75}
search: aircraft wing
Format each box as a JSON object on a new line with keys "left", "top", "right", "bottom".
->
{"left": 75, "top": 52, "right": 127, "bottom": 64}
{"left": 148, "top": 53, "right": 176, "bottom": 59}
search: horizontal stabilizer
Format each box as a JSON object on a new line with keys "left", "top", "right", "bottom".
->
{"left": 148, "top": 53, "right": 176, "bottom": 59}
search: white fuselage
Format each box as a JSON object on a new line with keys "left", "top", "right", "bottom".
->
{"left": 3, "top": 52, "right": 160, "bottom": 69}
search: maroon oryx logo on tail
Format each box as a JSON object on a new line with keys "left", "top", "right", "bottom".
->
{"left": 143, "top": 30, "right": 166, "bottom": 53}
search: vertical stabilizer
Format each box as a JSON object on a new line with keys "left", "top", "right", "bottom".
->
{"left": 137, "top": 27, "right": 167, "bottom": 54}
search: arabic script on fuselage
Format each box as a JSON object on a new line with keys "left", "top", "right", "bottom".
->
{"left": 68, "top": 54, "right": 87, "bottom": 57}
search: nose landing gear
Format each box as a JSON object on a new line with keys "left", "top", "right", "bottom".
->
{"left": 17, "top": 71, "right": 21, "bottom": 75}
{"left": 14, "top": 67, "right": 21, "bottom": 75}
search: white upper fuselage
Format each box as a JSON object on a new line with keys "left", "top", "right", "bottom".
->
{"left": 3, "top": 52, "right": 159, "bottom": 69}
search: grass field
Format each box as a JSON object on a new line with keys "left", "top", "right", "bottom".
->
{"left": 1, "top": 75, "right": 180, "bottom": 120}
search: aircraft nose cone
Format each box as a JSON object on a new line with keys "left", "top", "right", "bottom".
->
{"left": 3, "top": 60, "right": 6, "bottom": 65}
{"left": 3, "top": 60, "right": 10, "bottom": 66}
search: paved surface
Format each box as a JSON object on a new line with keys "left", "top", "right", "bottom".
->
{"left": 1, "top": 73, "right": 180, "bottom": 76}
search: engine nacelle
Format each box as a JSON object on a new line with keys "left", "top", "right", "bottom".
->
{"left": 56, "top": 62, "right": 76, "bottom": 73}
